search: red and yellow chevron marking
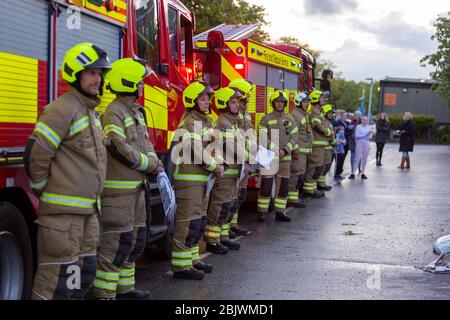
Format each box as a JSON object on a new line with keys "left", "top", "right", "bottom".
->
{"left": 0, "top": 52, "right": 38, "bottom": 124}
{"left": 84, "top": 0, "right": 127, "bottom": 24}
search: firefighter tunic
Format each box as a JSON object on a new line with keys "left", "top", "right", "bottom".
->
{"left": 257, "top": 111, "right": 298, "bottom": 214}
{"left": 25, "top": 88, "right": 107, "bottom": 300}
{"left": 92, "top": 97, "right": 158, "bottom": 298}
{"left": 171, "top": 109, "right": 217, "bottom": 272}
{"left": 288, "top": 107, "right": 313, "bottom": 204}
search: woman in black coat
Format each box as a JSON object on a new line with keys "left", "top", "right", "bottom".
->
{"left": 398, "top": 112, "right": 415, "bottom": 169}
{"left": 375, "top": 112, "right": 390, "bottom": 166}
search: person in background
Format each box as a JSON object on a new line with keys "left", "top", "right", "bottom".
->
{"left": 349, "top": 116, "right": 372, "bottom": 180}
{"left": 347, "top": 111, "right": 362, "bottom": 175}
{"left": 398, "top": 112, "right": 415, "bottom": 170}
{"left": 334, "top": 126, "right": 346, "bottom": 180}
{"left": 375, "top": 112, "right": 390, "bottom": 166}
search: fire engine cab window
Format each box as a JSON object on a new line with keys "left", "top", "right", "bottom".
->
{"left": 168, "top": 7, "right": 178, "bottom": 67}
{"left": 136, "top": 0, "right": 159, "bottom": 71}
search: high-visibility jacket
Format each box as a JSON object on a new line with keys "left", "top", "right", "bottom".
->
{"left": 214, "top": 111, "right": 241, "bottom": 179}
{"left": 101, "top": 98, "right": 158, "bottom": 195}
{"left": 237, "top": 109, "right": 253, "bottom": 131}
{"left": 172, "top": 109, "right": 217, "bottom": 191}
{"left": 290, "top": 107, "right": 313, "bottom": 154}
{"left": 238, "top": 109, "right": 257, "bottom": 160}
{"left": 259, "top": 111, "right": 298, "bottom": 161}
{"left": 24, "top": 88, "right": 107, "bottom": 214}
{"left": 309, "top": 103, "right": 333, "bottom": 147}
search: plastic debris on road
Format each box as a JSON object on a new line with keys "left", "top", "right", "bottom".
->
{"left": 424, "top": 252, "right": 450, "bottom": 274}
{"left": 433, "top": 235, "right": 450, "bottom": 255}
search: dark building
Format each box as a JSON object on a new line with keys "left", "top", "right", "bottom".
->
{"left": 379, "top": 77, "right": 450, "bottom": 125}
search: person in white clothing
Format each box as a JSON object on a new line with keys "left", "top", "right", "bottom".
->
{"left": 349, "top": 116, "right": 372, "bottom": 179}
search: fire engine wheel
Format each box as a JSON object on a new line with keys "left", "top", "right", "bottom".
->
{"left": 0, "top": 202, "right": 33, "bottom": 300}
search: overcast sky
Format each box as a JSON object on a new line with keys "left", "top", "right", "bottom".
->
{"left": 246, "top": 0, "right": 448, "bottom": 82}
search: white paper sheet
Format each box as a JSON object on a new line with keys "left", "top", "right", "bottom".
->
{"left": 255, "top": 145, "right": 275, "bottom": 169}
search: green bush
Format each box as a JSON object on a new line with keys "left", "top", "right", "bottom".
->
{"left": 436, "top": 125, "right": 450, "bottom": 144}
{"left": 386, "top": 114, "right": 435, "bottom": 139}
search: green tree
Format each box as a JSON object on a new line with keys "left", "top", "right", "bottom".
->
{"left": 182, "top": 0, "right": 270, "bottom": 42}
{"left": 420, "top": 12, "right": 450, "bottom": 103}
{"left": 329, "top": 79, "right": 379, "bottom": 114}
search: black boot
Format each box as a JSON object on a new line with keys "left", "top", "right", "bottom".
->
{"left": 116, "top": 289, "right": 151, "bottom": 300}
{"left": 305, "top": 190, "right": 324, "bottom": 198}
{"left": 231, "top": 226, "right": 252, "bottom": 236}
{"left": 275, "top": 211, "right": 291, "bottom": 222}
{"left": 193, "top": 261, "right": 213, "bottom": 273}
{"left": 348, "top": 173, "right": 355, "bottom": 179}
{"left": 206, "top": 242, "right": 228, "bottom": 254}
{"left": 317, "top": 184, "right": 332, "bottom": 191}
{"left": 257, "top": 212, "right": 266, "bottom": 222}
{"left": 173, "top": 268, "right": 205, "bottom": 280}
{"left": 221, "top": 239, "right": 240, "bottom": 250}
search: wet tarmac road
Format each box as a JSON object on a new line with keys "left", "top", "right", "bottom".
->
{"left": 136, "top": 143, "right": 450, "bottom": 299}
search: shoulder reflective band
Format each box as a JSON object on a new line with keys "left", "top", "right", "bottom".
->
{"left": 138, "top": 117, "right": 146, "bottom": 126}
{"left": 104, "top": 124, "right": 126, "bottom": 139}
{"left": 124, "top": 117, "right": 134, "bottom": 128}
{"left": 34, "top": 122, "right": 61, "bottom": 148}
{"left": 224, "top": 169, "right": 239, "bottom": 175}
{"left": 291, "top": 127, "right": 299, "bottom": 134}
{"left": 104, "top": 180, "right": 143, "bottom": 189}
{"left": 137, "top": 153, "right": 149, "bottom": 171}
{"left": 313, "top": 140, "right": 329, "bottom": 146}
{"left": 69, "top": 116, "right": 90, "bottom": 136}
{"left": 40, "top": 192, "right": 96, "bottom": 209}
{"left": 94, "top": 118, "right": 102, "bottom": 129}
{"left": 268, "top": 119, "right": 277, "bottom": 125}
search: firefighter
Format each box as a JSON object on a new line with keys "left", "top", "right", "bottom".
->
{"left": 227, "top": 79, "right": 255, "bottom": 237}
{"left": 205, "top": 87, "right": 243, "bottom": 253}
{"left": 89, "top": 58, "right": 161, "bottom": 300}
{"left": 257, "top": 90, "right": 298, "bottom": 222}
{"left": 24, "top": 43, "right": 111, "bottom": 300}
{"left": 317, "top": 104, "right": 336, "bottom": 191}
{"left": 171, "top": 81, "right": 224, "bottom": 280}
{"left": 303, "top": 89, "right": 332, "bottom": 198}
{"left": 287, "top": 92, "right": 312, "bottom": 208}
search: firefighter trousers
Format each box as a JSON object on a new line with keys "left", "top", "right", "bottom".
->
{"left": 257, "top": 160, "right": 291, "bottom": 214}
{"left": 32, "top": 213, "right": 100, "bottom": 300}
{"left": 171, "top": 185, "right": 209, "bottom": 272}
{"left": 229, "top": 165, "right": 249, "bottom": 228}
{"left": 288, "top": 153, "right": 307, "bottom": 204}
{"left": 91, "top": 188, "right": 146, "bottom": 299}
{"left": 206, "top": 177, "right": 238, "bottom": 244}
{"left": 303, "top": 146, "right": 325, "bottom": 194}
{"left": 318, "top": 149, "right": 333, "bottom": 187}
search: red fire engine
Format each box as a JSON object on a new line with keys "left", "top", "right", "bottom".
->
{"left": 0, "top": 0, "right": 198, "bottom": 299}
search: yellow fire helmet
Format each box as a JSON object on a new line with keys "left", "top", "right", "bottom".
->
{"left": 62, "top": 42, "right": 111, "bottom": 84}
{"left": 269, "top": 90, "right": 288, "bottom": 108}
{"left": 309, "top": 89, "right": 324, "bottom": 104}
{"left": 228, "top": 79, "right": 253, "bottom": 99}
{"left": 215, "top": 87, "right": 242, "bottom": 110}
{"left": 182, "top": 81, "right": 214, "bottom": 109}
{"left": 322, "top": 104, "right": 335, "bottom": 115}
{"left": 106, "top": 58, "right": 150, "bottom": 94}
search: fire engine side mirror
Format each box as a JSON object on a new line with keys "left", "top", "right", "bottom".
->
{"left": 207, "top": 31, "right": 224, "bottom": 50}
